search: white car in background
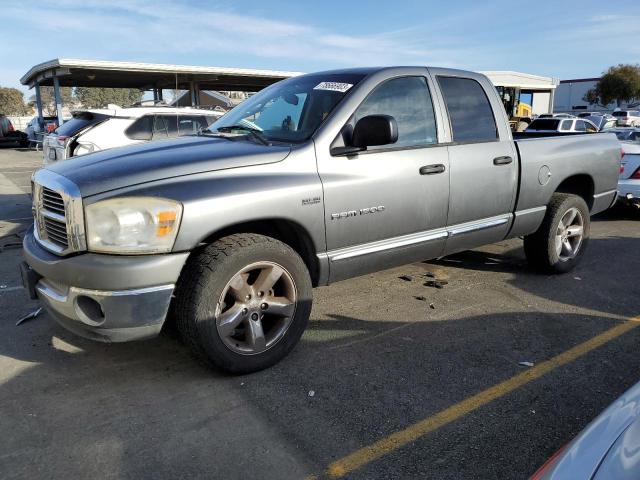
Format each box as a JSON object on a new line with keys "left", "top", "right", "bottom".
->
{"left": 619, "top": 141, "right": 640, "bottom": 208}
{"left": 613, "top": 110, "right": 640, "bottom": 127}
{"left": 525, "top": 117, "right": 598, "bottom": 134}
{"left": 43, "top": 106, "right": 221, "bottom": 164}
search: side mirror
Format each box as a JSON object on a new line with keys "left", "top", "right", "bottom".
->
{"left": 352, "top": 114, "right": 398, "bottom": 148}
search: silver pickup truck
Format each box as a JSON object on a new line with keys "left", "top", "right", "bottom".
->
{"left": 22, "top": 66, "right": 621, "bottom": 373}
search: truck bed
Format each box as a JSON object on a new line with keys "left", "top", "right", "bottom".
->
{"left": 513, "top": 132, "right": 620, "bottom": 219}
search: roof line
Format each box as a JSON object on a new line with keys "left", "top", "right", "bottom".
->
{"left": 21, "top": 58, "right": 303, "bottom": 85}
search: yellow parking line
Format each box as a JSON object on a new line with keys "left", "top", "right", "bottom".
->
{"left": 327, "top": 316, "right": 640, "bottom": 478}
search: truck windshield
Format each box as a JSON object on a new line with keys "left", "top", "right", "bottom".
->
{"left": 208, "top": 72, "right": 366, "bottom": 143}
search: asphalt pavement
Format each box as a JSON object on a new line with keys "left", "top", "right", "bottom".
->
{"left": 1, "top": 147, "right": 639, "bottom": 480}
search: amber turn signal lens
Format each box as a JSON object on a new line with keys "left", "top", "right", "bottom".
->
{"left": 157, "top": 211, "right": 177, "bottom": 237}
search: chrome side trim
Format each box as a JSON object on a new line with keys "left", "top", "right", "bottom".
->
{"left": 329, "top": 230, "right": 448, "bottom": 262}
{"left": 593, "top": 189, "right": 617, "bottom": 199}
{"left": 447, "top": 214, "right": 510, "bottom": 237}
{"left": 327, "top": 214, "right": 512, "bottom": 262}
{"left": 514, "top": 206, "right": 547, "bottom": 217}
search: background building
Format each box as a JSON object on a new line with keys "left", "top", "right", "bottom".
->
{"left": 555, "top": 78, "right": 640, "bottom": 113}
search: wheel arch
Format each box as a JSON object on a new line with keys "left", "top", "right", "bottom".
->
{"left": 196, "top": 219, "right": 321, "bottom": 287}
{"left": 554, "top": 174, "right": 595, "bottom": 210}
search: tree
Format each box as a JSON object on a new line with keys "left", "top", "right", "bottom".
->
{"left": 0, "top": 86, "right": 28, "bottom": 115}
{"left": 28, "top": 86, "right": 74, "bottom": 116}
{"left": 584, "top": 64, "right": 640, "bottom": 107}
{"left": 74, "top": 87, "right": 144, "bottom": 108}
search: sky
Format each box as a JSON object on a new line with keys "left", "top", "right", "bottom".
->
{"left": 1, "top": 0, "right": 639, "bottom": 96}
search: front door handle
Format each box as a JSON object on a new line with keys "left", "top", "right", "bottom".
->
{"left": 493, "top": 156, "right": 513, "bottom": 166}
{"left": 419, "top": 164, "right": 446, "bottom": 175}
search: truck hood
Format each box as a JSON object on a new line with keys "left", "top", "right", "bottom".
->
{"left": 45, "top": 136, "right": 291, "bottom": 197}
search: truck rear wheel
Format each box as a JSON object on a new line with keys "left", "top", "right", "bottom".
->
{"left": 523, "top": 193, "right": 590, "bottom": 273}
{"left": 173, "top": 233, "right": 312, "bottom": 374}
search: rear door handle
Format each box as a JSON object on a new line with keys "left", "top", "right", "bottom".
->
{"left": 419, "top": 164, "right": 446, "bottom": 175}
{"left": 493, "top": 156, "right": 513, "bottom": 166}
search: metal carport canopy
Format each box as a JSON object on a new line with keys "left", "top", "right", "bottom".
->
{"left": 20, "top": 58, "right": 302, "bottom": 91}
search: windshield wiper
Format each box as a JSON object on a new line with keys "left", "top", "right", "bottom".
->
{"left": 215, "top": 125, "right": 270, "bottom": 146}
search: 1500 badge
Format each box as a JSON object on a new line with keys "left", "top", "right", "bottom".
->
{"left": 331, "top": 205, "right": 385, "bottom": 220}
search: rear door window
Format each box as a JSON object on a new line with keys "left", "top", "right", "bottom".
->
{"left": 153, "top": 115, "right": 179, "bottom": 139}
{"left": 560, "top": 120, "right": 573, "bottom": 131}
{"left": 437, "top": 76, "right": 498, "bottom": 142}
{"left": 125, "top": 115, "right": 153, "bottom": 141}
{"left": 177, "top": 115, "right": 210, "bottom": 136}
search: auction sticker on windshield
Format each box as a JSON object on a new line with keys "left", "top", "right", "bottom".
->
{"left": 314, "top": 82, "right": 353, "bottom": 93}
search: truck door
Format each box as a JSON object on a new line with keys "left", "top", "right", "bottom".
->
{"left": 315, "top": 74, "right": 450, "bottom": 282}
{"left": 434, "top": 74, "right": 518, "bottom": 255}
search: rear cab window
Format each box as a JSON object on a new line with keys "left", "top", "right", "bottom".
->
{"left": 437, "top": 76, "right": 498, "bottom": 142}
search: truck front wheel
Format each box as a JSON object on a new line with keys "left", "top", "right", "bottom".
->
{"left": 523, "top": 193, "right": 590, "bottom": 273}
{"left": 173, "top": 233, "right": 312, "bottom": 374}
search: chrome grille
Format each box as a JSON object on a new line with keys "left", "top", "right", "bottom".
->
{"left": 43, "top": 217, "right": 69, "bottom": 247}
{"left": 32, "top": 170, "right": 86, "bottom": 256}
{"left": 41, "top": 187, "right": 65, "bottom": 214}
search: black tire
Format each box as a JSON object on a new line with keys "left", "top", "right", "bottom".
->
{"left": 173, "top": 233, "right": 312, "bottom": 374}
{"left": 523, "top": 193, "right": 590, "bottom": 273}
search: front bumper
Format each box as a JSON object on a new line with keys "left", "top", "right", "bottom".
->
{"left": 22, "top": 229, "right": 189, "bottom": 342}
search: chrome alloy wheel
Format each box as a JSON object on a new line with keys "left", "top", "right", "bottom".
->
{"left": 216, "top": 261, "right": 297, "bottom": 355}
{"left": 555, "top": 207, "right": 584, "bottom": 261}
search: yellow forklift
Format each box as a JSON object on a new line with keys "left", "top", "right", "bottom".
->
{"left": 496, "top": 86, "right": 532, "bottom": 131}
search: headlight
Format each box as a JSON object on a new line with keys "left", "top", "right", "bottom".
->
{"left": 85, "top": 197, "right": 182, "bottom": 254}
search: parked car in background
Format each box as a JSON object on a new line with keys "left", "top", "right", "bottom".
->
{"left": 577, "top": 111, "right": 603, "bottom": 118}
{"left": 0, "top": 114, "right": 28, "bottom": 147}
{"left": 22, "top": 66, "right": 620, "bottom": 374}
{"left": 43, "top": 106, "right": 222, "bottom": 164}
{"left": 539, "top": 113, "right": 576, "bottom": 119}
{"left": 613, "top": 110, "right": 640, "bottom": 127}
{"left": 606, "top": 127, "right": 640, "bottom": 142}
{"left": 25, "top": 116, "right": 59, "bottom": 143}
{"left": 531, "top": 380, "right": 640, "bottom": 479}
{"left": 0, "top": 114, "right": 13, "bottom": 139}
{"left": 618, "top": 141, "right": 640, "bottom": 208}
{"left": 583, "top": 115, "right": 617, "bottom": 131}
{"left": 525, "top": 118, "right": 598, "bottom": 133}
